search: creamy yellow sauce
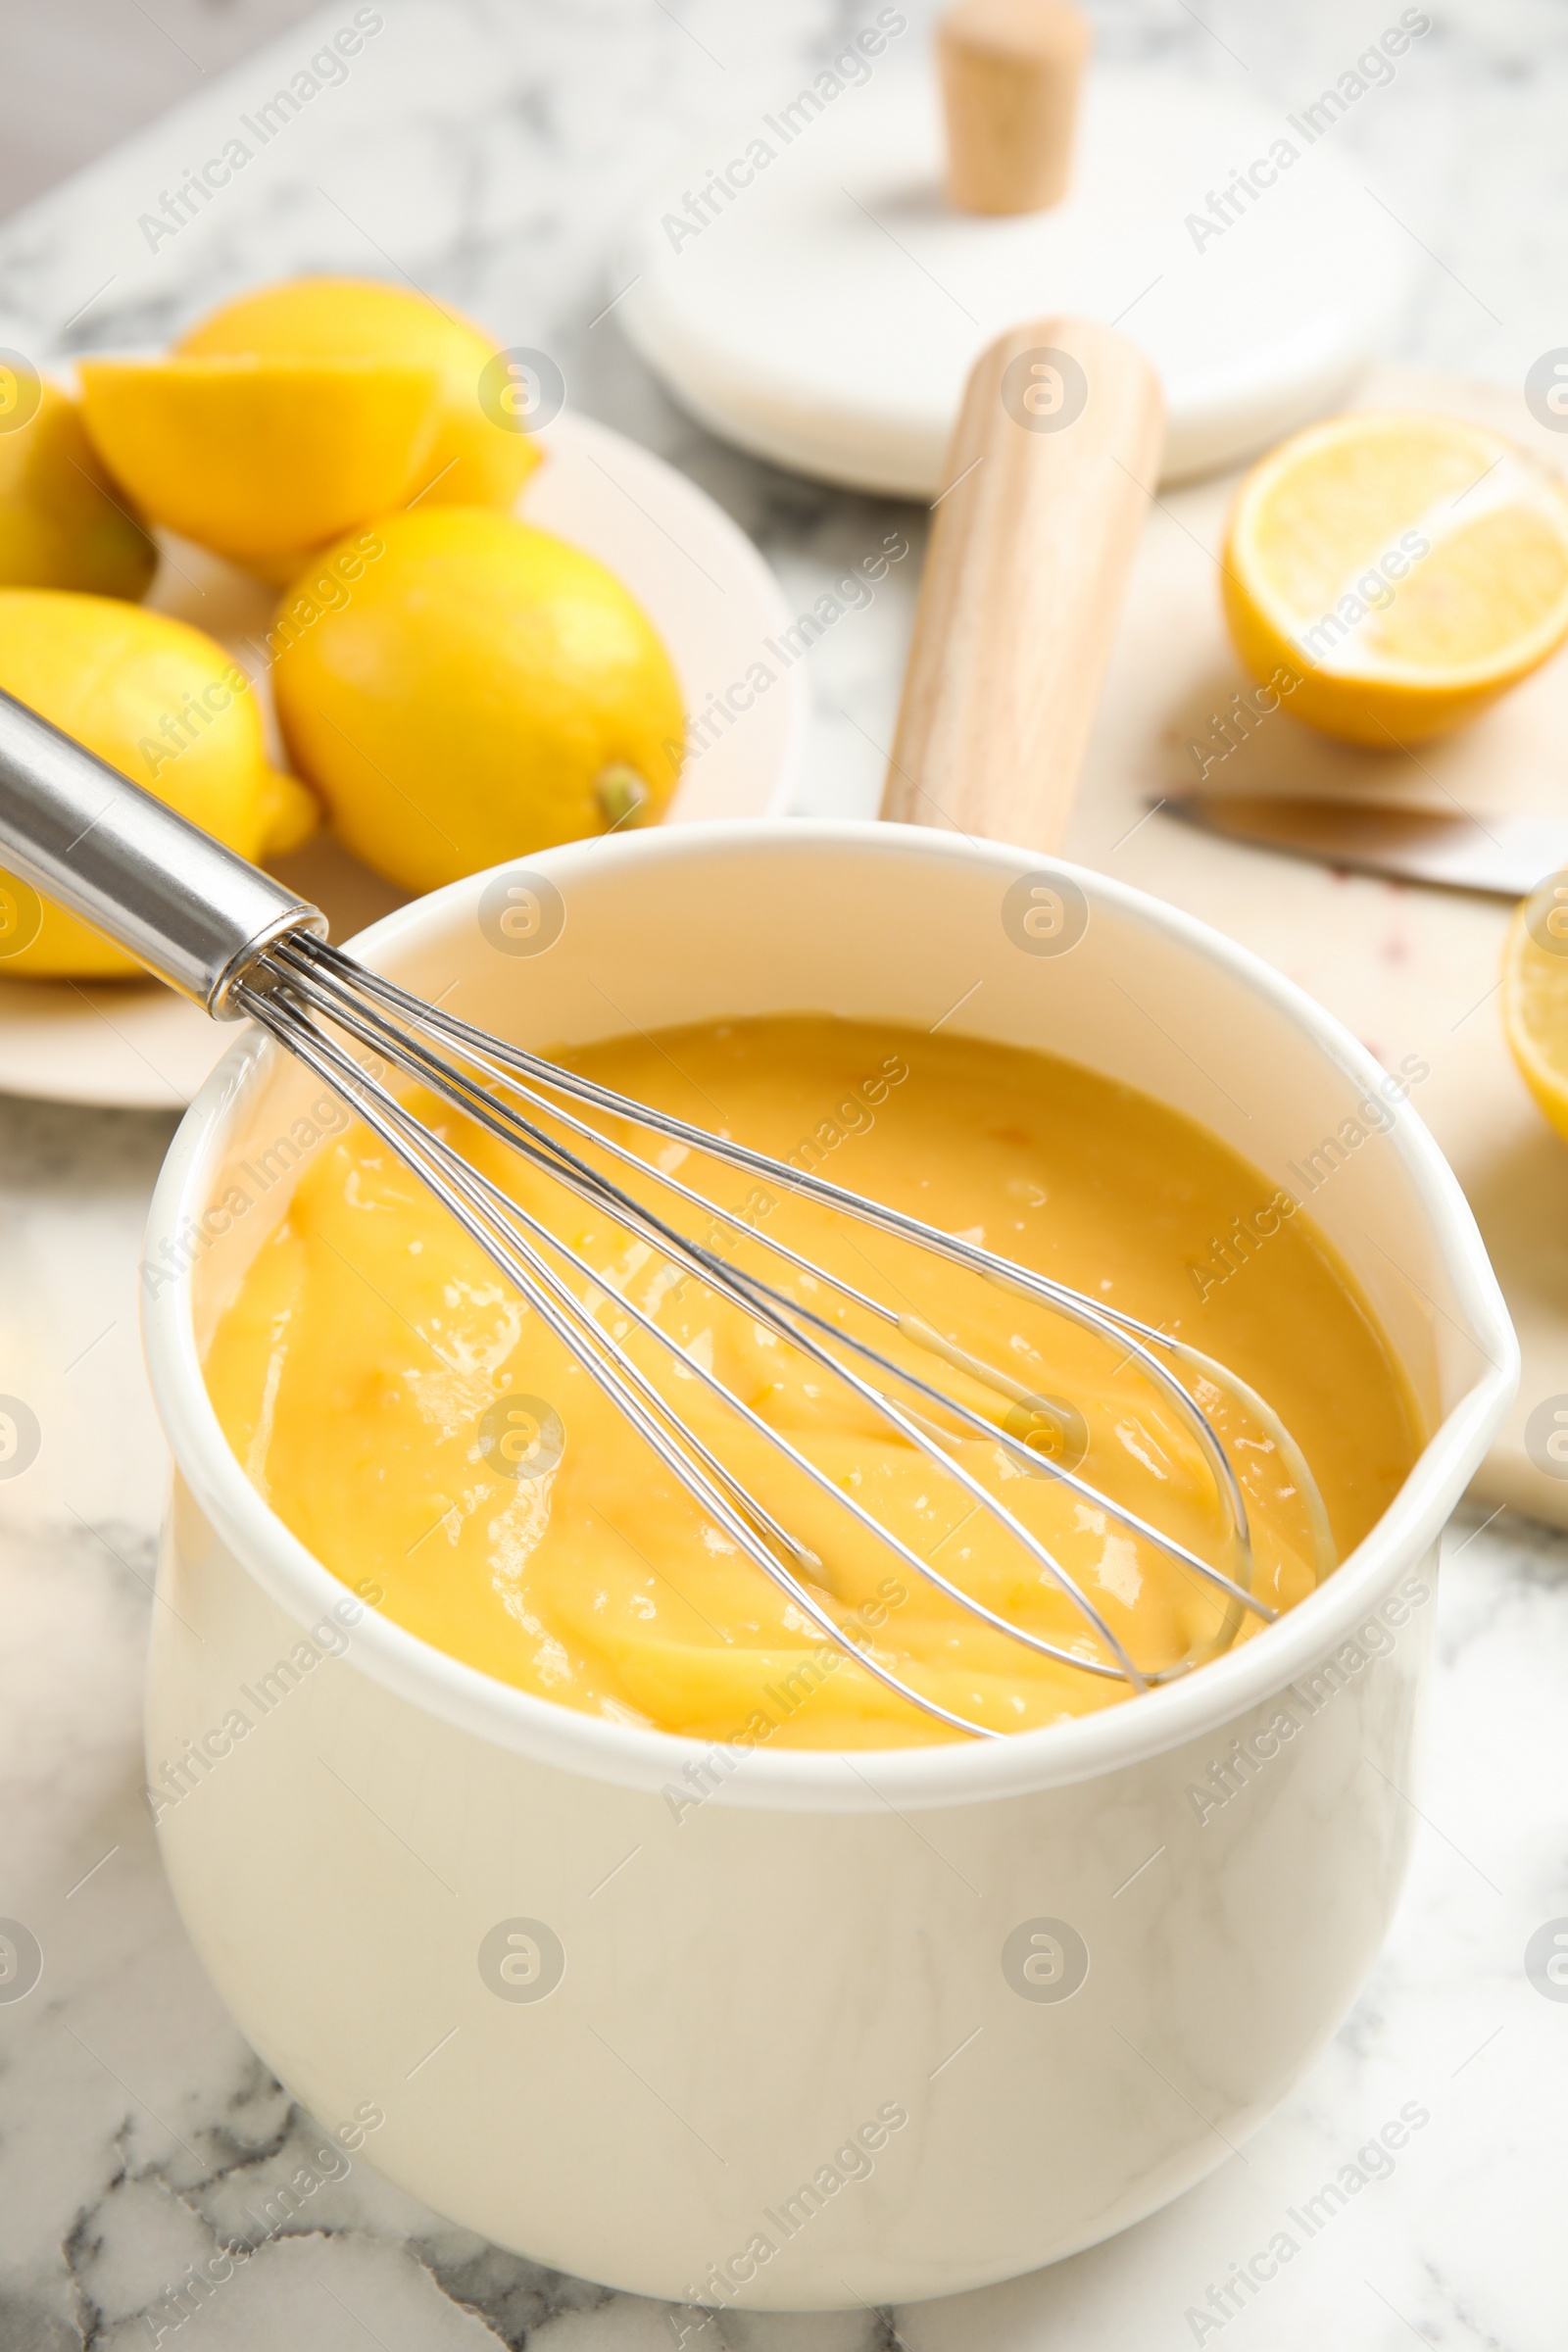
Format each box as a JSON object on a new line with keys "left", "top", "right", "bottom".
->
{"left": 204, "top": 1016, "right": 1420, "bottom": 1747}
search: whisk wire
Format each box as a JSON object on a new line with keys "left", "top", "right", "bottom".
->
{"left": 244, "top": 965, "right": 1161, "bottom": 1689}
{"left": 272, "top": 939, "right": 1287, "bottom": 1576}
{"left": 284, "top": 936, "right": 1261, "bottom": 1549}
{"left": 226, "top": 933, "right": 1338, "bottom": 1736}
{"left": 242, "top": 980, "right": 1004, "bottom": 1740}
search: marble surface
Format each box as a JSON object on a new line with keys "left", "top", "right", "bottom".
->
{"left": 0, "top": 0, "right": 322, "bottom": 220}
{"left": 2, "top": 2, "right": 1567, "bottom": 2345}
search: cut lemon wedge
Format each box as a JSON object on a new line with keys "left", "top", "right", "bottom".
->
{"left": 1223, "top": 411, "right": 1568, "bottom": 745}
{"left": 1503, "top": 876, "right": 1568, "bottom": 1143}
{"left": 77, "top": 355, "right": 441, "bottom": 573}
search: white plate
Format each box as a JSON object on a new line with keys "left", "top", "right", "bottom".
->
{"left": 620, "top": 68, "right": 1410, "bottom": 494}
{"left": 0, "top": 409, "right": 808, "bottom": 1108}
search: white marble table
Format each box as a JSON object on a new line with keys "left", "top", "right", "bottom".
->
{"left": 2, "top": 4, "right": 1567, "bottom": 2346}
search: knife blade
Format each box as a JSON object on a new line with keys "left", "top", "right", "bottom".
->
{"left": 1161, "top": 793, "right": 1568, "bottom": 900}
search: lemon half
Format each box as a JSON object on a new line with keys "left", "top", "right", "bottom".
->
{"left": 1503, "top": 875, "right": 1568, "bottom": 1143}
{"left": 1224, "top": 411, "right": 1568, "bottom": 745}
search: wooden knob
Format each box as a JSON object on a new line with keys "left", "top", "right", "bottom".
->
{"left": 881, "top": 317, "right": 1164, "bottom": 852}
{"left": 938, "top": 0, "right": 1091, "bottom": 216}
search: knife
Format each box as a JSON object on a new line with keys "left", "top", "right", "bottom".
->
{"left": 1161, "top": 793, "right": 1568, "bottom": 901}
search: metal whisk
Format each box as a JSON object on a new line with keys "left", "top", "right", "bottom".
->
{"left": 0, "top": 690, "right": 1333, "bottom": 1740}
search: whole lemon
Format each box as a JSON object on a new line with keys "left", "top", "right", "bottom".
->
{"left": 176, "top": 275, "right": 541, "bottom": 514}
{"left": 0, "top": 591, "right": 317, "bottom": 980}
{"left": 0, "top": 377, "right": 157, "bottom": 599}
{"left": 270, "top": 508, "right": 686, "bottom": 891}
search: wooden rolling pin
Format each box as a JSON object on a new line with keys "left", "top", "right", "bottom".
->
{"left": 881, "top": 315, "right": 1165, "bottom": 851}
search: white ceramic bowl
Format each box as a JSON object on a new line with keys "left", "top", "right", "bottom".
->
{"left": 140, "top": 822, "right": 1515, "bottom": 2310}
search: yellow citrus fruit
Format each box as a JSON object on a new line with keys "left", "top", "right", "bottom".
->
{"left": 0, "top": 590, "right": 317, "bottom": 981}
{"left": 0, "top": 376, "right": 157, "bottom": 599}
{"left": 271, "top": 507, "right": 685, "bottom": 891}
{"left": 176, "top": 275, "right": 542, "bottom": 513}
{"left": 76, "top": 355, "right": 441, "bottom": 574}
{"left": 1223, "top": 411, "right": 1568, "bottom": 745}
{"left": 1502, "top": 874, "right": 1568, "bottom": 1143}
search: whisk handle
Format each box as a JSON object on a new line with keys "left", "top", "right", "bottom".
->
{"left": 0, "top": 688, "right": 324, "bottom": 1014}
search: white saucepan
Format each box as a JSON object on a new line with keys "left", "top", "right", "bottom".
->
{"left": 140, "top": 815, "right": 1513, "bottom": 2308}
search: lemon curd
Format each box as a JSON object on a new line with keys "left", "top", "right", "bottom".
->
{"left": 204, "top": 1016, "right": 1421, "bottom": 1748}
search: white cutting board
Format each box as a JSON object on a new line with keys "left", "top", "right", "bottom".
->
{"left": 1067, "top": 362, "right": 1568, "bottom": 1530}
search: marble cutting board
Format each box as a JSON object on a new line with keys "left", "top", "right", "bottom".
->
{"left": 1062, "top": 361, "right": 1568, "bottom": 1531}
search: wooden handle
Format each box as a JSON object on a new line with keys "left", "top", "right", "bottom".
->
{"left": 938, "top": 0, "right": 1091, "bottom": 215}
{"left": 881, "top": 316, "right": 1164, "bottom": 851}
